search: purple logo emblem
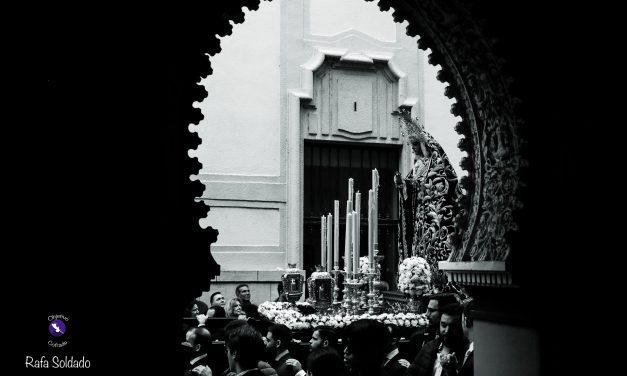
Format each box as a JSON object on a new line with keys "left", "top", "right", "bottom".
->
{"left": 48, "top": 319, "right": 66, "bottom": 337}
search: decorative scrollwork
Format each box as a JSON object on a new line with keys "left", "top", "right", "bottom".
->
{"left": 396, "top": 109, "right": 462, "bottom": 289}
{"left": 376, "top": 0, "right": 524, "bottom": 262}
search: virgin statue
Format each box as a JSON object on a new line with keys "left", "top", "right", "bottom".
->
{"left": 394, "top": 108, "right": 463, "bottom": 291}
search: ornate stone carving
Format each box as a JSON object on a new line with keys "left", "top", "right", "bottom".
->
{"left": 370, "top": 0, "right": 524, "bottom": 262}
{"left": 303, "top": 58, "right": 403, "bottom": 144}
{"left": 395, "top": 108, "right": 462, "bottom": 289}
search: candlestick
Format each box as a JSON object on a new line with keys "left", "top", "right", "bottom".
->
{"left": 348, "top": 178, "right": 354, "bottom": 201}
{"left": 345, "top": 211, "right": 352, "bottom": 275}
{"left": 334, "top": 200, "right": 339, "bottom": 268}
{"left": 353, "top": 210, "right": 359, "bottom": 275}
{"left": 372, "top": 169, "right": 379, "bottom": 252}
{"left": 321, "top": 216, "right": 326, "bottom": 269}
{"left": 327, "top": 213, "right": 333, "bottom": 272}
{"left": 345, "top": 199, "right": 352, "bottom": 271}
{"left": 368, "top": 189, "right": 374, "bottom": 264}
{"left": 355, "top": 192, "right": 361, "bottom": 276}
{"left": 372, "top": 169, "right": 376, "bottom": 193}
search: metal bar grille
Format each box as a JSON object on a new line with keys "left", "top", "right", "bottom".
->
{"left": 303, "top": 141, "right": 401, "bottom": 287}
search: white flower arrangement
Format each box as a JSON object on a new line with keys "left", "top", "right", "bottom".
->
{"left": 397, "top": 256, "right": 432, "bottom": 295}
{"left": 258, "top": 302, "right": 427, "bottom": 330}
{"left": 359, "top": 256, "right": 370, "bottom": 274}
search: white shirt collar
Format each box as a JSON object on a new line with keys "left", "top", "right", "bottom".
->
{"left": 386, "top": 348, "right": 400, "bottom": 360}
{"left": 190, "top": 353, "right": 208, "bottom": 365}
{"left": 382, "top": 348, "right": 400, "bottom": 367}
{"left": 275, "top": 349, "right": 289, "bottom": 361}
{"left": 467, "top": 342, "right": 474, "bottom": 353}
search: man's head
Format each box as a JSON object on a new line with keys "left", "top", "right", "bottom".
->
{"left": 226, "top": 325, "right": 265, "bottom": 372}
{"left": 266, "top": 324, "right": 292, "bottom": 356}
{"left": 344, "top": 319, "right": 389, "bottom": 373}
{"left": 210, "top": 292, "right": 226, "bottom": 307}
{"left": 185, "top": 327, "right": 211, "bottom": 355}
{"left": 309, "top": 326, "right": 337, "bottom": 351}
{"left": 426, "top": 299, "right": 440, "bottom": 328}
{"left": 385, "top": 323, "right": 401, "bottom": 351}
{"left": 439, "top": 303, "right": 464, "bottom": 348}
{"left": 425, "top": 293, "right": 457, "bottom": 329}
{"left": 236, "top": 284, "right": 251, "bottom": 303}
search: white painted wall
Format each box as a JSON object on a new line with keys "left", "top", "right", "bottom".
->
{"left": 193, "top": 0, "right": 281, "bottom": 176}
{"left": 423, "top": 50, "right": 466, "bottom": 177}
{"left": 309, "top": 0, "right": 397, "bottom": 42}
{"left": 201, "top": 207, "right": 280, "bottom": 246}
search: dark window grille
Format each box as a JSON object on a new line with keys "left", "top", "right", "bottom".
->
{"left": 303, "top": 141, "right": 400, "bottom": 289}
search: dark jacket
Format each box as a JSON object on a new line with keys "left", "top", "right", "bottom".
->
{"left": 407, "top": 339, "right": 439, "bottom": 376}
{"left": 185, "top": 354, "right": 213, "bottom": 376}
{"left": 211, "top": 306, "right": 226, "bottom": 318}
{"left": 383, "top": 350, "right": 409, "bottom": 376}
{"left": 258, "top": 360, "right": 279, "bottom": 376}
{"left": 271, "top": 351, "right": 297, "bottom": 376}
{"left": 407, "top": 327, "right": 436, "bottom": 361}
{"left": 458, "top": 348, "right": 473, "bottom": 376}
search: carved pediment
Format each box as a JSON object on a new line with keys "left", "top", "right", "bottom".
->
{"left": 303, "top": 58, "right": 402, "bottom": 144}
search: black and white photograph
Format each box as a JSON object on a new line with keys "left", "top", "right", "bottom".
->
{"left": 13, "top": 1, "right": 604, "bottom": 374}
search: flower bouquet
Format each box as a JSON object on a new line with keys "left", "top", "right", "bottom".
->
{"left": 358, "top": 256, "right": 370, "bottom": 282}
{"left": 397, "top": 256, "right": 431, "bottom": 312}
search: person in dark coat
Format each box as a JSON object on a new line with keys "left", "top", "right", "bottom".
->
{"left": 225, "top": 325, "right": 267, "bottom": 376}
{"left": 266, "top": 324, "right": 298, "bottom": 376}
{"left": 458, "top": 299, "right": 475, "bottom": 376}
{"left": 184, "top": 326, "right": 213, "bottom": 376}
{"left": 407, "top": 293, "right": 458, "bottom": 361}
{"left": 309, "top": 326, "right": 338, "bottom": 352}
{"left": 407, "top": 303, "right": 469, "bottom": 376}
{"left": 236, "top": 284, "right": 253, "bottom": 309}
{"left": 383, "top": 324, "right": 410, "bottom": 376}
{"left": 343, "top": 319, "right": 390, "bottom": 376}
{"left": 222, "top": 320, "right": 278, "bottom": 376}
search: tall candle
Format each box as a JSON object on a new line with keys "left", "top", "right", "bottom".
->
{"left": 334, "top": 200, "right": 340, "bottom": 269}
{"left": 345, "top": 211, "right": 352, "bottom": 274}
{"left": 368, "top": 189, "right": 374, "bottom": 264}
{"left": 327, "top": 213, "right": 333, "bottom": 272}
{"left": 372, "top": 169, "right": 377, "bottom": 193}
{"left": 321, "top": 216, "right": 326, "bottom": 268}
{"left": 355, "top": 192, "right": 361, "bottom": 273}
{"left": 348, "top": 178, "right": 354, "bottom": 201}
{"left": 345, "top": 200, "right": 352, "bottom": 273}
{"left": 372, "top": 169, "right": 379, "bottom": 251}
{"left": 353, "top": 210, "right": 359, "bottom": 274}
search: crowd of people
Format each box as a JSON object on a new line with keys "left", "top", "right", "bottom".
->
{"left": 186, "top": 284, "right": 260, "bottom": 321}
{"left": 182, "top": 286, "right": 474, "bottom": 376}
